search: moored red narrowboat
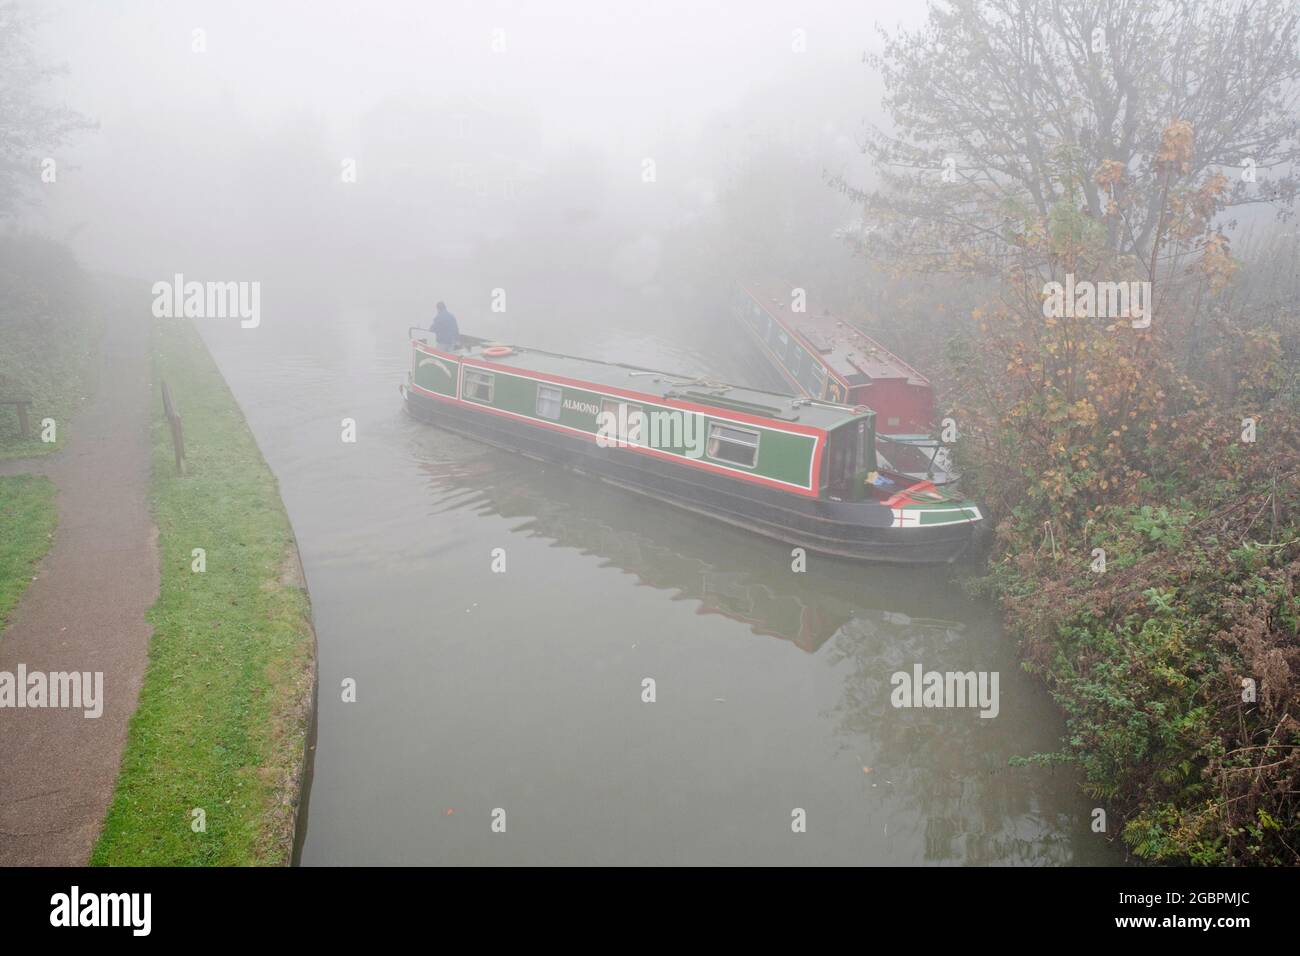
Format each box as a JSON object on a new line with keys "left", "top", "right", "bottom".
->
{"left": 402, "top": 331, "right": 983, "bottom": 564}
{"left": 733, "top": 278, "right": 956, "bottom": 484}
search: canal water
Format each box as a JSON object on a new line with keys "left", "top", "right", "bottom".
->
{"left": 200, "top": 273, "right": 1120, "bottom": 865}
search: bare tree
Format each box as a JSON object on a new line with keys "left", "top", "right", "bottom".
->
{"left": 838, "top": 0, "right": 1300, "bottom": 275}
{"left": 0, "top": 1, "right": 94, "bottom": 220}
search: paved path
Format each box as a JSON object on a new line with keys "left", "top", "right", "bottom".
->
{"left": 0, "top": 280, "right": 159, "bottom": 865}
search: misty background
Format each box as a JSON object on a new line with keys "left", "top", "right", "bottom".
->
{"left": 15, "top": 0, "right": 932, "bottom": 355}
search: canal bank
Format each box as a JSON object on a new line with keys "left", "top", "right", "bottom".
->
{"left": 90, "top": 305, "right": 317, "bottom": 866}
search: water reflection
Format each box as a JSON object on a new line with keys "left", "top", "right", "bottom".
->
{"left": 418, "top": 452, "right": 962, "bottom": 653}
{"left": 823, "top": 616, "right": 1094, "bottom": 865}
{"left": 412, "top": 447, "right": 1115, "bottom": 864}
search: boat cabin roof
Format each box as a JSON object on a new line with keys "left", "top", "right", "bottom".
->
{"left": 426, "top": 338, "right": 872, "bottom": 432}
{"left": 738, "top": 278, "right": 929, "bottom": 387}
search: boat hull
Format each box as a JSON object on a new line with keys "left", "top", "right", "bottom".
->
{"left": 405, "top": 385, "right": 977, "bottom": 564}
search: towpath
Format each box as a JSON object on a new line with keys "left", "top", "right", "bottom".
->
{"left": 0, "top": 280, "right": 159, "bottom": 865}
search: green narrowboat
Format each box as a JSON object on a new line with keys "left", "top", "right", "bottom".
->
{"left": 401, "top": 332, "right": 984, "bottom": 563}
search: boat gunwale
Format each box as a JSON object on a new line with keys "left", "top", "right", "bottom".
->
{"left": 408, "top": 340, "right": 981, "bottom": 526}
{"left": 409, "top": 344, "right": 828, "bottom": 496}
{"left": 404, "top": 383, "right": 982, "bottom": 556}
{"left": 412, "top": 340, "right": 847, "bottom": 436}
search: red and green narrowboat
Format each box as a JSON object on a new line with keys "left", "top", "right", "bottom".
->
{"left": 734, "top": 278, "right": 956, "bottom": 483}
{"left": 401, "top": 332, "right": 983, "bottom": 563}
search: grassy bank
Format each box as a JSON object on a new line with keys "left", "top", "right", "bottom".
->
{"left": 91, "top": 316, "right": 315, "bottom": 866}
{"left": 0, "top": 475, "right": 58, "bottom": 629}
{"left": 0, "top": 238, "right": 100, "bottom": 460}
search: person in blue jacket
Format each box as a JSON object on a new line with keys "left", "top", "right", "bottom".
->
{"left": 431, "top": 301, "right": 460, "bottom": 349}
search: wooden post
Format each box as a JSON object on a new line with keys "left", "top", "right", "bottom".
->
{"left": 161, "top": 380, "right": 185, "bottom": 475}
{"left": 0, "top": 399, "right": 32, "bottom": 438}
{"left": 170, "top": 415, "right": 185, "bottom": 476}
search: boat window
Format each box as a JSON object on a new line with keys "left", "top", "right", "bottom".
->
{"left": 462, "top": 369, "right": 495, "bottom": 403}
{"left": 536, "top": 384, "right": 563, "bottom": 420}
{"left": 825, "top": 423, "right": 862, "bottom": 496}
{"left": 795, "top": 348, "right": 817, "bottom": 392}
{"left": 857, "top": 419, "right": 874, "bottom": 474}
{"left": 706, "top": 422, "right": 760, "bottom": 468}
{"left": 775, "top": 330, "right": 791, "bottom": 367}
{"left": 600, "top": 399, "right": 644, "bottom": 444}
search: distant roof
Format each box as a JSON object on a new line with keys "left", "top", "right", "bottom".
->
{"left": 438, "top": 339, "right": 871, "bottom": 431}
{"left": 738, "top": 278, "right": 929, "bottom": 387}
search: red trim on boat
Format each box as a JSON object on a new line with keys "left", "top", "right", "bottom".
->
{"left": 884, "top": 480, "right": 946, "bottom": 508}
{"left": 737, "top": 279, "right": 932, "bottom": 388}
{"left": 736, "top": 280, "right": 852, "bottom": 389}
{"left": 407, "top": 375, "right": 825, "bottom": 498}
{"left": 412, "top": 342, "right": 827, "bottom": 437}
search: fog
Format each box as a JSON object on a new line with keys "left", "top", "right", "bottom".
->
{"left": 22, "top": 0, "right": 926, "bottom": 341}
{"left": 6, "top": 0, "right": 1300, "bottom": 875}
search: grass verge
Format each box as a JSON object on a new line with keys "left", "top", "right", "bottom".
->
{"left": 91, "top": 316, "right": 316, "bottom": 865}
{"left": 0, "top": 475, "right": 58, "bottom": 630}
